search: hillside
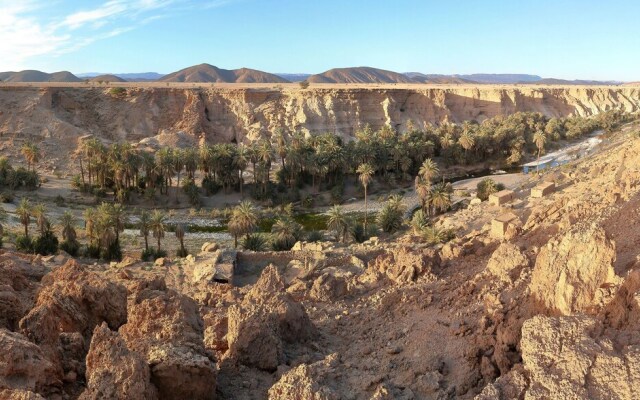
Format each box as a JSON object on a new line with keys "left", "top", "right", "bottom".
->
{"left": 307, "top": 67, "right": 415, "bottom": 84}
{"left": 457, "top": 73, "right": 543, "bottom": 84}
{"left": 0, "top": 70, "right": 82, "bottom": 83}
{"left": 0, "top": 85, "right": 638, "bottom": 161}
{"left": 160, "top": 63, "right": 289, "bottom": 83}
{"left": 88, "top": 74, "right": 127, "bottom": 83}
{"left": 405, "top": 72, "right": 475, "bottom": 84}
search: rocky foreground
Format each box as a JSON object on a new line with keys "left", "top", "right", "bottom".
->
{"left": 1, "top": 132, "right": 640, "bottom": 399}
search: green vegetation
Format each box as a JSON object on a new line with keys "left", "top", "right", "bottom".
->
{"left": 476, "top": 178, "right": 505, "bottom": 201}
{"left": 68, "top": 111, "right": 630, "bottom": 208}
{"left": 0, "top": 156, "right": 39, "bottom": 191}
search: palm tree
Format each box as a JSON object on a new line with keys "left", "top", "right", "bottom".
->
{"left": 16, "top": 198, "right": 32, "bottom": 237}
{"left": 21, "top": 142, "right": 40, "bottom": 172}
{"left": 138, "top": 210, "right": 151, "bottom": 252}
{"left": 32, "top": 203, "right": 47, "bottom": 235}
{"left": 234, "top": 145, "right": 248, "bottom": 197}
{"left": 429, "top": 183, "right": 452, "bottom": 214}
{"left": 327, "top": 205, "right": 350, "bottom": 243}
{"left": 59, "top": 211, "right": 77, "bottom": 243}
{"left": 356, "top": 163, "right": 374, "bottom": 232}
{"left": 533, "top": 131, "right": 547, "bottom": 172}
{"left": 458, "top": 131, "right": 475, "bottom": 161}
{"left": 172, "top": 149, "right": 184, "bottom": 203}
{"left": 175, "top": 223, "right": 187, "bottom": 256}
{"left": 0, "top": 206, "right": 7, "bottom": 240}
{"left": 415, "top": 176, "right": 433, "bottom": 215}
{"left": 271, "top": 217, "right": 302, "bottom": 249}
{"left": 228, "top": 201, "right": 258, "bottom": 248}
{"left": 83, "top": 208, "right": 98, "bottom": 247}
{"left": 150, "top": 210, "right": 166, "bottom": 252}
{"left": 419, "top": 158, "right": 439, "bottom": 183}
{"left": 377, "top": 195, "right": 405, "bottom": 233}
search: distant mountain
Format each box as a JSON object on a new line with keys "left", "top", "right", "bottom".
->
{"left": 160, "top": 64, "right": 289, "bottom": 83}
{"left": 88, "top": 74, "right": 127, "bottom": 83}
{"left": 404, "top": 72, "right": 475, "bottom": 84}
{"left": 307, "top": 67, "right": 415, "bottom": 84}
{"left": 77, "top": 72, "right": 164, "bottom": 81}
{"left": 533, "top": 78, "right": 622, "bottom": 85}
{"left": 454, "top": 74, "right": 542, "bottom": 84}
{"left": 0, "top": 70, "right": 82, "bottom": 83}
{"left": 276, "top": 73, "right": 311, "bottom": 82}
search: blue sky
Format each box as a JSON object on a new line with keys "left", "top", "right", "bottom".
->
{"left": 1, "top": 0, "right": 639, "bottom": 80}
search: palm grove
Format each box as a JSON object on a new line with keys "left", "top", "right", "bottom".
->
{"left": 0, "top": 110, "right": 631, "bottom": 260}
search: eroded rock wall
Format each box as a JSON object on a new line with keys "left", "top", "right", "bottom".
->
{"left": 1, "top": 86, "right": 639, "bottom": 145}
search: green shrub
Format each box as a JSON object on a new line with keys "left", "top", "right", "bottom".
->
{"left": 476, "top": 178, "right": 504, "bottom": 201}
{"left": 60, "top": 240, "right": 80, "bottom": 256}
{"left": 242, "top": 234, "right": 266, "bottom": 251}
{"left": 182, "top": 178, "right": 200, "bottom": 206}
{"left": 33, "top": 230, "right": 59, "bottom": 256}
{"left": 0, "top": 192, "right": 14, "bottom": 203}
{"left": 84, "top": 244, "right": 101, "bottom": 259}
{"left": 306, "top": 230, "right": 323, "bottom": 242}
{"left": 141, "top": 247, "right": 166, "bottom": 262}
{"left": 109, "top": 87, "right": 126, "bottom": 96}
{"left": 176, "top": 248, "right": 189, "bottom": 258}
{"left": 15, "top": 235, "right": 33, "bottom": 253}
{"left": 100, "top": 239, "right": 122, "bottom": 261}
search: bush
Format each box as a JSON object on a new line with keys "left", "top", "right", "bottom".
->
{"left": 0, "top": 192, "right": 14, "bottom": 203}
{"left": 299, "top": 80, "right": 310, "bottom": 89}
{"left": 242, "top": 234, "right": 266, "bottom": 251}
{"left": 15, "top": 235, "right": 33, "bottom": 253}
{"left": 33, "top": 230, "right": 59, "bottom": 256}
{"left": 54, "top": 195, "right": 65, "bottom": 206}
{"left": 182, "top": 178, "right": 200, "bottom": 206}
{"left": 60, "top": 240, "right": 80, "bottom": 256}
{"left": 84, "top": 244, "right": 101, "bottom": 259}
{"left": 141, "top": 247, "right": 166, "bottom": 262}
{"left": 377, "top": 196, "right": 406, "bottom": 233}
{"left": 100, "top": 239, "right": 122, "bottom": 261}
{"left": 476, "top": 178, "right": 504, "bottom": 201}
{"left": 306, "top": 230, "right": 323, "bottom": 242}
{"left": 421, "top": 226, "right": 456, "bottom": 245}
{"left": 271, "top": 237, "right": 294, "bottom": 251}
{"left": 109, "top": 87, "right": 126, "bottom": 96}
{"left": 176, "top": 248, "right": 189, "bottom": 258}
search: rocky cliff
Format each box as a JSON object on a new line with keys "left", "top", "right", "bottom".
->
{"left": 0, "top": 86, "right": 639, "bottom": 146}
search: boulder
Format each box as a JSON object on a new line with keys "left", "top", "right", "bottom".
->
{"left": 521, "top": 315, "right": 640, "bottom": 399}
{"left": 0, "top": 389, "right": 46, "bottom": 400}
{"left": 154, "top": 258, "right": 166, "bottom": 267}
{"left": 486, "top": 243, "right": 529, "bottom": 283}
{"left": 309, "top": 273, "right": 348, "bottom": 301}
{"left": 0, "top": 329, "right": 59, "bottom": 397}
{"left": 119, "top": 288, "right": 216, "bottom": 400}
{"left": 201, "top": 242, "right": 219, "bottom": 253}
{"left": 80, "top": 323, "right": 157, "bottom": 400}
{"left": 226, "top": 265, "right": 316, "bottom": 371}
{"left": 18, "top": 260, "right": 127, "bottom": 379}
{"left": 267, "top": 354, "right": 340, "bottom": 400}
{"left": 368, "top": 247, "right": 440, "bottom": 284}
{"left": 530, "top": 224, "right": 619, "bottom": 315}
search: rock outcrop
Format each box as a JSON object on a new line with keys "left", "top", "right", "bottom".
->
{"left": 0, "top": 329, "right": 59, "bottom": 397}
{"left": 530, "top": 224, "right": 619, "bottom": 315}
{"left": 80, "top": 323, "right": 157, "bottom": 400}
{"left": 486, "top": 242, "right": 529, "bottom": 283}
{"left": 119, "top": 288, "right": 216, "bottom": 400}
{"left": 18, "top": 261, "right": 128, "bottom": 383}
{"left": 267, "top": 355, "right": 340, "bottom": 400}
{"left": 368, "top": 246, "right": 440, "bottom": 284}
{"left": 226, "top": 265, "right": 316, "bottom": 371}
{"left": 521, "top": 315, "right": 640, "bottom": 399}
{"left": 2, "top": 86, "right": 639, "bottom": 154}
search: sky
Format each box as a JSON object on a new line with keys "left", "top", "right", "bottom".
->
{"left": 1, "top": 0, "right": 639, "bottom": 80}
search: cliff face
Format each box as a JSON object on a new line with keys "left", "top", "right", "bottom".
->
{"left": 0, "top": 86, "right": 639, "bottom": 145}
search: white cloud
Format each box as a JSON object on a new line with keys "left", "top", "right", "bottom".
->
{"left": 0, "top": 0, "right": 217, "bottom": 71}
